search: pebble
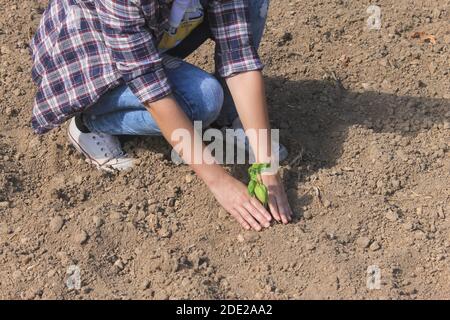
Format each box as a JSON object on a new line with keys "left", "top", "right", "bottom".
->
{"left": 385, "top": 210, "right": 399, "bottom": 222}
{"left": 245, "top": 233, "right": 260, "bottom": 243}
{"left": 93, "top": 216, "right": 104, "bottom": 228}
{"left": 185, "top": 173, "right": 194, "bottom": 183}
{"left": 303, "top": 211, "right": 313, "bottom": 220}
{"left": 82, "top": 287, "right": 93, "bottom": 294}
{"left": 218, "top": 208, "right": 228, "bottom": 219}
{"left": 158, "top": 226, "right": 172, "bottom": 238}
{"left": 403, "top": 221, "right": 415, "bottom": 231}
{"left": 114, "top": 259, "right": 124, "bottom": 270}
{"left": 0, "top": 201, "right": 10, "bottom": 209}
{"left": 154, "top": 290, "right": 169, "bottom": 300}
{"left": 167, "top": 197, "right": 176, "bottom": 207}
{"left": 12, "top": 270, "right": 23, "bottom": 280}
{"left": 322, "top": 200, "right": 332, "bottom": 208}
{"left": 0, "top": 222, "right": 12, "bottom": 235}
{"left": 237, "top": 234, "right": 245, "bottom": 243}
{"left": 5, "top": 107, "right": 13, "bottom": 116}
{"left": 49, "top": 216, "right": 64, "bottom": 233}
{"left": 356, "top": 236, "right": 371, "bottom": 248}
{"left": 414, "top": 230, "right": 426, "bottom": 240}
{"left": 369, "top": 241, "right": 381, "bottom": 251}
{"left": 110, "top": 211, "right": 124, "bottom": 222}
{"left": 140, "top": 280, "right": 151, "bottom": 291}
{"left": 437, "top": 207, "right": 445, "bottom": 219}
{"left": 74, "top": 230, "right": 89, "bottom": 245}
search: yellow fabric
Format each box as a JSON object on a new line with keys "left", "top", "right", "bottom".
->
{"left": 158, "top": 1, "right": 204, "bottom": 51}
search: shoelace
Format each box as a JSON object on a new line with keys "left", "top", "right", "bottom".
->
{"left": 91, "top": 134, "right": 124, "bottom": 161}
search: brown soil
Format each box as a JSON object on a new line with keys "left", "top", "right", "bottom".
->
{"left": 0, "top": 0, "right": 449, "bottom": 300}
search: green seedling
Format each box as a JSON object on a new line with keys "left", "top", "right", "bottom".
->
{"left": 247, "top": 163, "right": 270, "bottom": 206}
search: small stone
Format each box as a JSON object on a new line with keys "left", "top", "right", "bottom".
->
{"left": 361, "top": 82, "right": 372, "bottom": 90}
{"left": 141, "top": 280, "right": 151, "bottom": 290}
{"left": 403, "top": 221, "right": 415, "bottom": 231}
{"left": 110, "top": 211, "right": 124, "bottom": 222}
{"left": 437, "top": 207, "right": 445, "bottom": 219}
{"left": 385, "top": 210, "right": 399, "bottom": 222}
{"left": 167, "top": 197, "right": 176, "bottom": 207}
{"left": 5, "top": 107, "right": 13, "bottom": 116}
{"left": 414, "top": 230, "right": 426, "bottom": 240}
{"left": 356, "top": 236, "right": 371, "bottom": 248}
{"left": 0, "top": 223, "right": 12, "bottom": 235}
{"left": 245, "top": 233, "right": 260, "bottom": 243}
{"left": 82, "top": 287, "right": 93, "bottom": 294}
{"left": 185, "top": 173, "right": 194, "bottom": 183}
{"left": 237, "top": 234, "right": 245, "bottom": 243}
{"left": 74, "top": 230, "right": 89, "bottom": 245}
{"left": 218, "top": 208, "right": 228, "bottom": 219}
{"left": 47, "top": 270, "right": 56, "bottom": 278}
{"left": 303, "top": 211, "right": 313, "bottom": 220}
{"left": 114, "top": 259, "right": 124, "bottom": 270}
{"left": 322, "top": 200, "right": 332, "bottom": 208}
{"left": 391, "top": 179, "right": 401, "bottom": 189}
{"left": 306, "top": 244, "right": 316, "bottom": 251}
{"left": 49, "top": 216, "right": 64, "bottom": 233}
{"left": 158, "top": 226, "right": 172, "bottom": 238}
{"left": 12, "top": 270, "right": 23, "bottom": 280}
{"left": 93, "top": 216, "right": 104, "bottom": 228}
{"left": 369, "top": 241, "right": 381, "bottom": 251}
{"left": 0, "top": 201, "right": 10, "bottom": 209}
{"left": 154, "top": 290, "right": 169, "bottom": 300}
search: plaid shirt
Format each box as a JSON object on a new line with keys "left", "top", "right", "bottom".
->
{"left": 30, "top": 0, "right": 263, "bottom": 134}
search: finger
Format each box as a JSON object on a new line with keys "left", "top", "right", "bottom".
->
{"left": 285, "top": 198, "right": 294, "bottom": 221}
{"left": 268, "top": 194, "right": 281, "bottom": 222}
{"left": 249, "top": 197, "right": 272, "bottom": 222}
{"left": 283, "top": 193, "right": 294, "bottom": 221}
{"left": 230, "top": 209, "right": 251, "bottom": 230}
{"left": 244, "top": 201, "right": 270, "bottom": 228}
{"left": 279, "top": 202, "right": 291, "bottom": 224}
{"left": 238, "top": 207, "right": 262, "bottom": 231}
{"left": 275, "top": 193, "right": 292, "bottom": 224}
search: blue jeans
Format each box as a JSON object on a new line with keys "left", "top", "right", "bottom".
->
{"left": 83, "top": 0, "right": 269, "bottom": 135}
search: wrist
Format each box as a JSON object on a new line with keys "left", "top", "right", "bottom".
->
{"left": 195, "top": 164, "right": 230, "bottom": 189}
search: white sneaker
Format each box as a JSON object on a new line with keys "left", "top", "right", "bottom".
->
{"left": 67, "top": 118, "right": 134, "bottom": 172}
{"left": 226, "top": 118, "right": 289, "bottom": 162}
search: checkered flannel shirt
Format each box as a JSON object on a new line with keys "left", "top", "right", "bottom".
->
{"left": 30, "top": 0, "right": 263, "bottom": 134}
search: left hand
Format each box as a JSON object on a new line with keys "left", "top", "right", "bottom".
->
{"left": 261, "top": 173, "right": 293, "bottom": 224}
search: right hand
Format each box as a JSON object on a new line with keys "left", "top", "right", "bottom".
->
{"left": 208, "top": 173, "right": 272, "bottom": 231}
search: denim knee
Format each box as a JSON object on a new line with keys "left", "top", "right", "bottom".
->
{"left": 196, "top": 76, "right": 224, "bottom": 126}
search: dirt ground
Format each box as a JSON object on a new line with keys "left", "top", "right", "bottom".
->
{"left": 0, "top": 0, "right": 449, "bottom": 300}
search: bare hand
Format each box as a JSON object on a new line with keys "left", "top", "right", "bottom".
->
{"left": 261, "top": 173, "right": 293, "bottom": 224}
{"left": 209, "top": 174, "right": 272, "bottom": 231}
